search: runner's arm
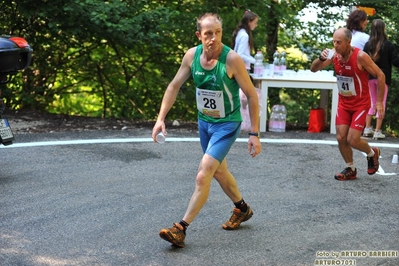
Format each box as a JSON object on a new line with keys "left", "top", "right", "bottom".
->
{"left": 310, "top": 49, "right": 333, "bottom": 72}
{"left": 152, "top": 48, "right": 195, "bottom": 140}
{"left": 226, "top": 50, "right": 261, "bottom": 157}
{"left": 358, "top": 51, "right": 386, "bottom": 117}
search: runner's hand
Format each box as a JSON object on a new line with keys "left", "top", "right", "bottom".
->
{"left": 248, "top": 136, "right": 262, "bottom": 158}
{"left": 152, "top": 120, "right": 166, "bottom": 143}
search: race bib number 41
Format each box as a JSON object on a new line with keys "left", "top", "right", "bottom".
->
{"left": 337, "top": 75, "right": 356, "bottom": 96}
{"left": 196, "top": 88, "right": 225, "bottom": 118}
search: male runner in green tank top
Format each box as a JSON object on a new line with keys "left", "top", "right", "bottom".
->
{"left": 152, "top": 13, "right": 262, "bottom": 248}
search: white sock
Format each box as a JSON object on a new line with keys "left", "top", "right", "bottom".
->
{"left": 367, "top": 149, "right": 375, "bottom": 157}
{"left": 346, "top": 163, "right": 355, "bottom": 171}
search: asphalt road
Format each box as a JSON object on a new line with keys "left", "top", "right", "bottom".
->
{"left": 1, "top": 129, "right": 398, "bottom": 266}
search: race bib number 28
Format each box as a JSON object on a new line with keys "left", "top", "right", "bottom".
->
{"left": 196, "top": 88, "right": 225, "bottom": 118}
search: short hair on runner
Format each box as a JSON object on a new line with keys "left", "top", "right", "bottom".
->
{"left": 196, "top": 13, "right": 223, "bottom": 32}
{"left": 343, "top": 28, "right": 352, "bottom": 41}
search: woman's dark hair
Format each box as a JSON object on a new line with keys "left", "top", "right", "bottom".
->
{"left": 346, "top": 9, "right": 367, "bottom": 32}
{"left": 367, "top": 19, "right": 387, "bottom": 62}
{"left": 231, "top": 10, "right": 258, "bottom": 53}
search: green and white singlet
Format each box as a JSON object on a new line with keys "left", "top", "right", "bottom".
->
{"left": 191, "top": 44, "right": 242, "bottom": 123}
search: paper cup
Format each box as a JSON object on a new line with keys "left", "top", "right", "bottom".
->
{"left": 156, "top": 132, "right": 165, "bottom": 144}
{"left": 392, "top": 154, "right": 398, "bottom": 164}
{"left": 327, "top": 49, "right": 335, "bottom": 59}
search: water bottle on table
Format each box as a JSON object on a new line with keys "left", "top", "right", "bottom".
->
{"left": 269, "top": 105, "right": 287, "bottom": 132}
{"left": 254, "top": 51, "right": 264, "bottom": 77}
{"left": 280, "top": 51, "right": 287, "bottom": 75}
{"left": 273, "top": 50, "right": 280, "bottom": 76}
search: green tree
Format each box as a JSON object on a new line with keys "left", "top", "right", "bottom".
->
{"left": 1, "top": 0, "right": 399, "bottom": 133}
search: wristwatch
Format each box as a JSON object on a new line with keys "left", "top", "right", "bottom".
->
{"left": 319, "top": 55, "right": 326, "bottom": 61}
{"left": 248, "top": 132, "right": 260, "bottom": 138}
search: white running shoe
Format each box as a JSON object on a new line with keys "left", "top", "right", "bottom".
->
{"left": 363, "top": 127, "right": 374, "bottom": 137}
{"left": 373, "top": 131, "right": 385, "bottom": 139}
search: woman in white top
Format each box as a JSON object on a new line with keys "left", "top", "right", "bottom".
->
{"left": 232, "top": 11, "right": 260, "bottom": 131}
{"left": 231, "top": 10, "right": 259, "bottom": 71}
{"left": 346, "top": 9, "right": 369, "bottom": 50}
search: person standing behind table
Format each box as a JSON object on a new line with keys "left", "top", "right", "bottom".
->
{"left": 310, "top": 28, "right": 385, "bottom": 181}
{"left": 363, "top": 19, "right": 399, "bottom": 139}
{"left": 231, "top": 10, "right": 259, "bottom": 72}
{"left": 232, "top": 10, "right": 259, "bottom": 131}
{"left": 152, "top": 13, "right": 262, "bottom": 248}
{"left": 346, "top": 9, "right": 369, "bottom": 50}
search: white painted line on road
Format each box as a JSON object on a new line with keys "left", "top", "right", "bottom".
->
{"left": 1, "top": 138, "right": 156, "bottom": 148}
{"left": 2, "top": 137, "right": 397, "bottom": 176}
{"left": 1, "top": 137, "right": 399, "bottom": 149}
{"left": 376, "top": 167, "right": 396, "bottom": 176}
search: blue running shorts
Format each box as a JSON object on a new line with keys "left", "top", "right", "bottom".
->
{"left": 198, "top": 119, "right": 241, "bottom": 163}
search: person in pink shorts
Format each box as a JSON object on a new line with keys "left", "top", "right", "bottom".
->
{"left": 363, "top": 19, "right": 399, "bottom": 139}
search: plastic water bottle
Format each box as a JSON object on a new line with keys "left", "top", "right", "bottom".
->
{"left": 280, "top": 51, "right": 287, "bottom": 75}
{"left": 254, "top": 51, "right": 264, "bottom": 77}
{"left": 269, "top": 105, "right": 279, "bottom": 132}
{"left": 269, "top": 105, "right": 287, "bottom": 132}
{"left": 277, "top": 105, "right": 287, "bottom": 132}
{"left": 269, "top": 106, "right": 278, "bottom": 132}
{"left": 273, "top": 50, "right": 280, "bottom": 76}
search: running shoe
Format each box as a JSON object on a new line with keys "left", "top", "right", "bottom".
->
{"left": 367, "top": 147, "right": 380, "bottom": 175}
{"left": 159, "top": 223, "right": 185, "bottom": 248}
{"left": 334, "top": 167, "right": 357, "bottom": 181}
{"left": 373, "top": 131, "right": 385, "bottom": 139}
{"left": 222, "top": 205, "right": 253, "bottom": 230}
{"left": 363, "top": 127, "right": 374, "bottom": 137}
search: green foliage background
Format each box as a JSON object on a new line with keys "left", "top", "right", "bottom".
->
{"left": 0, "top": 0, "right": 398, "bottom": 134}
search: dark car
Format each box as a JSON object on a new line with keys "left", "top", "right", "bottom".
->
{"left": 0, "top": 35, "right": 33, "bottom": 145}
{"left": 0, "top": 35, "right": 33, "bottom": 83}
